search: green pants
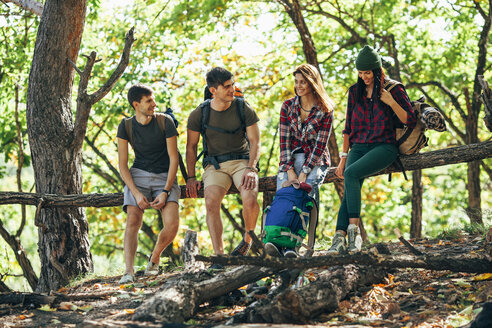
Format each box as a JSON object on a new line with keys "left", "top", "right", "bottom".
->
{"left": 335, "top": 143, "right": 398, "bottom": 232}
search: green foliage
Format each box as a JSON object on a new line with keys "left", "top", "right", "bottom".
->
{"left": 0, "top": 0, "right": 491, "bottom": 290}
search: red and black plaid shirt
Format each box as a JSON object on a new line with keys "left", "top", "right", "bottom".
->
{"left": 343, "top": 83, "right": 416, "bottom": 145}
{"left": 279, "top": 96, "right": 333, "bottom": 172}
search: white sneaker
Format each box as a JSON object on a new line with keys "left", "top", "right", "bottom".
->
{"left": 283, "top": 248, "right": 298, "bottom": 258}
{"left": 144, "top": 261, "right": 159, "bottom": 275}
{"left": 119, "top": 273, "right": 134, "bottom": 284}
{"left": 347, "top": 224, "right": 362, "bottom": 252}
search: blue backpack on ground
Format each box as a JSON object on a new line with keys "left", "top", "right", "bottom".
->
{"left": 262, "top": 186, "right": 318, "bottom": 255}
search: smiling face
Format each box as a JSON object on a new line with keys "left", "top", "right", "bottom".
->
{"left": 294, "top": 73, "right": 313, "bottom": 97}
{"left": 210, "top": 79, "right": 235, "bottom": 102}
{"left": 133, "top": 93, "right": 156, "bottom": 117}
{"left": 358, "top": 70, "right": 374, "bottom": 87}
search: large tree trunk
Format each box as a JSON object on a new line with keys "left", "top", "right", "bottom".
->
{"left": 466, "top": 87, "right": 482, "bottom": 224}
{"left": 411, "top": 170, "right": 423, "bottom": 239}
{"left": 26, "top": 0, "right": 92, "bottom": 292}
{"left": 465, "top": 0, "right": 491, "bottom": 225}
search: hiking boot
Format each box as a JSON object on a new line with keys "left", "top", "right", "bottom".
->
{"left": 327, "top": 232, "right": 346, "bottom": 254}
{"left": 282, "top": 248, "right": 298, "bottom": 258}
{"left": 347, "top": 224, "right": 362, "bottom": 253}
{"left": 264, "top": 242, "right": 282, "bottom": 257}
{"left": 118, "top": 273, "right": 134, "bottom": 284}
{"left": 144, "top": 261, "right": 159, "bottom": 276}
{"left": 230, "top": 239, "right": 252, "bottom": 256}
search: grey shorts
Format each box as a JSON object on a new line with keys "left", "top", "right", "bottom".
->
{"left": 123, "top": 167, "right": 180, "bottom": 212}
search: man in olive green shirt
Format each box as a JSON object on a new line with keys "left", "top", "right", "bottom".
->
{"left": 186, "top": 67, "right": 260, "bottom": 258}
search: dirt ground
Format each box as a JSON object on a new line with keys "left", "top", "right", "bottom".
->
{"left": 0, "top": 233, "right": 490, "bottom": 328}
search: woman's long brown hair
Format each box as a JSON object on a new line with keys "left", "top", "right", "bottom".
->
{"left": 293, "top": 64, "right": 335, "bottom": 113}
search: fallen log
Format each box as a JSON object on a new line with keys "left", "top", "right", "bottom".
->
{"left": 132, "top": 265, "right": 278, "bottom": 323}
{"left": 0, "top": 141, "right": 491, "bottom": 206}
{"left": 195, "top": 251, "right": 492, "bottom": 274}
{"left": 0, "top": 290, "right": 116, "bottom": 308}
{"left": 0, "top": 292, "right": 56, "bottom": 307}
{"left": 230, "top": 265, "right": 387, "bottom": 324}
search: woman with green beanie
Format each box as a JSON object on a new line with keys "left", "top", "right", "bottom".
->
{"left": 327, "top": 45, "right": 417, "bottom": 254}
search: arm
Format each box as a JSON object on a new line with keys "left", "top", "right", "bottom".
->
{"left": 380, "top": 85, "right": 416, "bottom": 127}
{"left": 335, "top": 133, "right": 350, "bottom": 179}
{"left": 150, "top": 135, "right": 179, "bottom": 210}
{"left": 241, "top": 123, "right": 260, "bottom": 190}
{"left": 185, "top": 129, "right": 201, "bottom": 197}
{"left": 117, "top": 137, "right": 150, "bottom": 210}
{"left": 335, "top": 91, "right": 354, "bottom": 179}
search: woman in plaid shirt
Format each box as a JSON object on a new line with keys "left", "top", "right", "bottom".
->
{"left": 277, "top": 64, "right": 335, "bottom": 212}
{"left": 327, "top": 46, "right": 417, "bottom": 254}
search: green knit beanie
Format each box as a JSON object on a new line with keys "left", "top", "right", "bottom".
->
{"left": 355, "top": 45, "right": 382, "bottom": 71}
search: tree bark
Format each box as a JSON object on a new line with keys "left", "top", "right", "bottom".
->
{"left": 182, "top": 230, "right": 204, "bottom": 272}
{"left": 411, "top": 170, "right": 423, "bottom": 239}
{"left": 132, "top": 265, "right": 277, "bottom": 323}
{"left": 478, "top": 75, "right": 492, "bottom": 131}
{"left": 230, "top": 265, "right": 387, "bottom": 324}
{"left": 465, "top": 0, "right": 491, "bottom": 225}
{"left": 27, "top": 0, "right": 92, "bottom": 292}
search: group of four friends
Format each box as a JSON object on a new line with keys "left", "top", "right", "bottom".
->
{"left": 116, "top": 45, "right": 417, "bottom": 284}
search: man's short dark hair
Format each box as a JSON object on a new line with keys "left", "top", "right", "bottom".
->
{"left": 206, "top": 67, "right": 233, "bottom": 89}
{"left": 128, "top": 84, "right": 153, "bottom": 109}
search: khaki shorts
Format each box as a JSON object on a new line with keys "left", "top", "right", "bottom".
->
{"left": 202, "top": 159, "right": 255, "bottom": 191}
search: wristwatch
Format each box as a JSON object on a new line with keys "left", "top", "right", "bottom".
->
{"left": 162, "top": 189, "right": 170, "bottom": 196}
{"left": 302, "top": 166, "right": 312, "bottom": 174}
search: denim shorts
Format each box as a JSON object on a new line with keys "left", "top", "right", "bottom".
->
{"left": 123, "top": 167, "right": 180, "bottom": 212}
{"left": 277, "top": 153, "right": 328, "bottom": 204}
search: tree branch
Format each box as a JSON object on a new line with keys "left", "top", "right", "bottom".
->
{"left": 406, "top": 81, "right": 468, "bottom": 121}
{"left": 14, "top": 84, "right": 26, "bottom": 237}
{"left": 0, "top": 141, "right": 490, "bottom": 206}
{"left": 72, "top": 27, "right": 135, "bottom": 153}
{"left": 88, "top": 27, "right": 136, "bottom": 105}
{"left": 0, "top": 219, "right": 38, "bottom": 290}
{"left": 1, "top": 0, "right": 43, "bottom": 16}
{"left": 84, "top": 136, "right": 123, "bottom": 185}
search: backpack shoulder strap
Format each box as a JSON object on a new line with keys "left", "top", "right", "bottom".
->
{"left": 124, "top": 116, "right": 134, "bottom": 147}
{"left": 155, "top": 113, "right": 167, "bottom": 136}
{"left": 235, "top": 97, "right": 246, "bottom": 132}
{"left": 200, "top": 99, "right": 212, "bottom": 135}
{"left": 383, "top": 79, "right": 403, "bottom": 92}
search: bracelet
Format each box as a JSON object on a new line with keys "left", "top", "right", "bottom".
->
{"left": 340, "top": 152, "right": 348, "bottom": 158}
{"left": 187, "top": 176, "right": 196, "bottom": 181}
{"left": 162, "top": 189, "right": 170, "bottom": 195}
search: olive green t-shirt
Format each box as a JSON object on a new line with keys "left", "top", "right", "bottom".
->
{"left": 187, "top": 98, "right": 259, "bottom": 156}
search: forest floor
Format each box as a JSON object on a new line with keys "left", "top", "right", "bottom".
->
{"left": 0, "top": 231, "right": 490, "bottom": 328}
